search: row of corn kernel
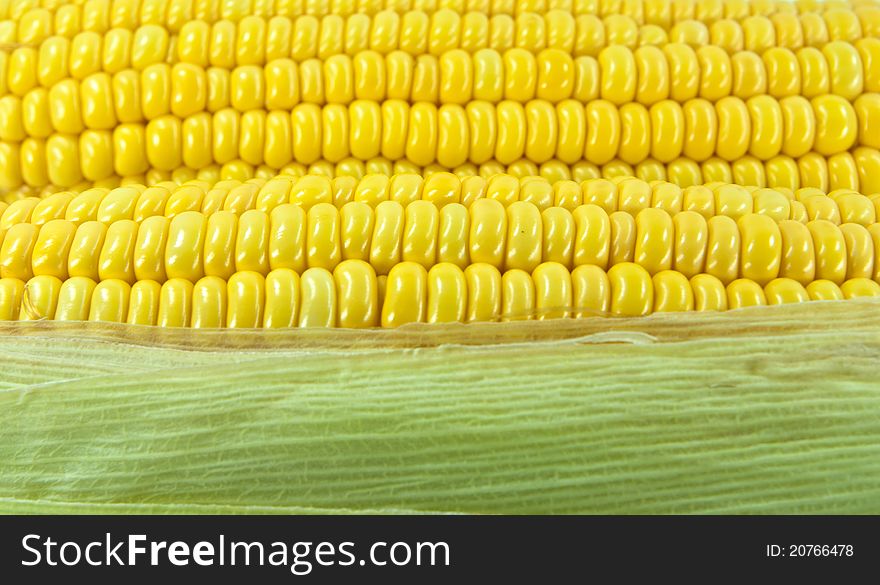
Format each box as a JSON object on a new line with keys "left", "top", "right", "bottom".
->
{"left": 3, "top": 261, "right": 880, "bottom": 328}
{"left": 5, "top": 12, "right": 689, "bottom": 61}
{"left": 8, "top": 40, "right": 876, "bottom": 119}
{"left": 4, "top": 173, "right": 877, "bottom": 228}
{"left": 7, "top": 9, "right": 877, "bottom": 68}
{"left": 3, "top": 142, "right": 880, "bottom": 199}
{"left": 4, "top": 0, "right": 875, "bottom": 34}
{"left": 2, "top": 56, "right": 873, "bottom": 187}
{"left": 4, "top": 18, "right": 878, "bottom": 104}
{"left": 251, "top": 154, "right": 880, "bottom": 200}
{"left": 3, "top": 141, "right": 880, "bottom": 203}
{"left": 0, "top": 93, "right": 872, "bottom": 183}
{"left": 2, "top": 194, "right": 878, "bottom": 288}
{"left": 5, "top": 42, "right": 874, "bottom": 133}
{"left": 4, "top": 22, "right": 877, "bottom": 103}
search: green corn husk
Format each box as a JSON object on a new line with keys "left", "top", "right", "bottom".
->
{"left": 1, "top": 300, "right": 879, "bottom": 515}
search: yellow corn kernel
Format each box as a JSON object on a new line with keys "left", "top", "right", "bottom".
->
{"left": 0, "top": 224, "right": 39, "bottom": 281}
{"left": 812, "top": 95, "right": 858, "bottom": 157}
{"left": 333, "top": 259, "right": 379, "bottom": 328}
{"left": 425, "top": 262, "right": 466, "bottom": 323}
{"left": 607, "top": 261, "right": 653, "bottom": 316}
{"left": 778, "top": 219, "right": 816, "bottom": 284}
{"left": 233, "top": 209, "right": 271, "bottom": 274}
{"left": 503, "top": 201, "right": 541, "bottom": 272}
{"left": 96, "top": 219, "right": 137, "bottom": 283}
{"left": 690, "top": 273, "right": 727, "bottom": 311}
{"left": 306, "top": 202, "right": 341, "bottom": 270}
{"left": 434, "top": 202, "right": 469, "bottom": 269}
{"left": 89, "top": 279, "right": 131, "bottom": 322}
{"left": 157, "top": 277, "right": 194, "bottom": 327}
{"left": 31, "top": 219, "right": 76, "bottom": 280}
{"left": 464, "top": 262, "right": 502, "bottom": 322}
{"left": 585, "top": 100, "right": 620, "bottom": 165}
{"left": 262, "top": 268, "right": 299, "bottom": 328}
{"left": 705, "top": 215, "right": 740, "bottom": 284}
{"left": 652, "top": 269, "right": 694, "bottom": 312}
{"left": 190, "top": 275, "right": 227, "bottom": 328}
{"left": 223, "top": 182, "right": 259, "bottom": 214}
{"left": 634, "top": 207, "right": 673, "bottom": 274}
{"left": 841, "top": 277, "right": 880, "bottom": 299}
{"left": 67, "top": 220, "right": 107, "bottom": 280}
{"left": 31, "top": 193, "right": 74, "bottom": 226}
{"left": 726, "top": 278, "right": 767, "bottom": 309}
{"left": 225, "top": 270, "right": 265, "bottom": 328}
{"left": 20, "top": 274, "right": 63, "bottom": 320}
{"left": 533, "top": 261, "right": 572, "bottom": 319}
{"left": 55, "top": 276, "right": 97, "bottom": 321}
{"left": 468, "top": 198, "right": 506, "bottom": 267}
{"left": 737, "top": 213, "right": 782, "bottom": 285}
{"left": 672, "top": 210, "right": 708, "bottom": 278}
{"left": 840, "top": 223, "right": 875, "bottom": 280}
{"left": 165, "top": 211, "right": 207, "bottom": 282}
{"left": 805, "top": 279, "right": 844, "bottom": 301}
{"left": 764, "top": 277, "right": 810, "bottom": 305}
{"left": 130, "top": 215, "right": 170, "bottom": 283}
{"left": 822, "top": 41, "right": 863, "bottom": 101}
{"left": 808, "top": 219, "right": 847, "bottom": 284}
{"left": 401, "top": 200, "right": 439, "bottom": 268}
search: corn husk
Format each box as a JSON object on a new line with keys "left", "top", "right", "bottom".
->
{"left": 1, "top": 300, "right": 879, "bottom": 514}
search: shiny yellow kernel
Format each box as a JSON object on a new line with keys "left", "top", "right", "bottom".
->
{"left": 55, "top": 276, "right": 97, "bottom": 321}
{"left": 808, "top": 219, "right": 847, "bottom": 284}
{"left": 464, "top": 262, "right": 502, "bottom": 322}
{"left": 20, "top": 275, "right": 63, "bottom": 320}
{"left": 652, "top": 269, "right": 694, "bottom": 312}
{"left": 165, "top": 211, "right": 206, "bottom": 282}
{"left": 608, "top": 261, "right": 653, "bottom": 316}
{"left": 381, "top": 261, "right": 426, "bottom": 327}
{"left": 841, "top": 277, "right": 880, "bottom": 299}
{"left": 31, "top": 219, "right": 76, "bottom": 281}
{"left": 333, "top": 259, "right": 379, "bottom": 328}
{"left": 690, "top": 273, "right": 727, "bottom": 311}
{"left": 468, "top": 198, "right": 507, "bottom": 268}
{"left": 726, "top": 278, "right": 767, "bottom": 309}
{"left": 157, "top": 277, "right": 194, "bottom": 327}
{"left": 805, "top": 279, "right": 844, "bottom": 301}
{"left": 88, "top": 279, "right": 131, "bottom": 322}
